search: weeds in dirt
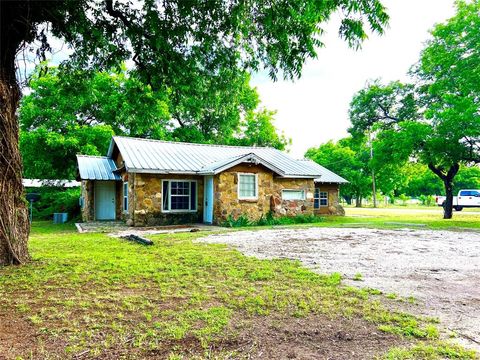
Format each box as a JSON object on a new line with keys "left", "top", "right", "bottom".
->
{"left": 382, "top": 341, "right": 476, "bottom": 359}
{"left": 353, "top": 273, "right": 363, "bottom": 281}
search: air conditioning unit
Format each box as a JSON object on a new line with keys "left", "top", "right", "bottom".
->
{"left": 53, "top": 213, "right": 68, "bottom": 224}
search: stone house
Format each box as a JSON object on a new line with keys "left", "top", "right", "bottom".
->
{"left": 76, "top": 136, "right": 347, "bottom": 226}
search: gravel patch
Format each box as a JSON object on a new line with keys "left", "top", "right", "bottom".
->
{"left": 197, "top": 227, "right": 480, "bottom": 350}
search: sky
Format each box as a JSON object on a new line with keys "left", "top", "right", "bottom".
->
{"left": 251, "top": 0, "right": 456, "bottom": 158}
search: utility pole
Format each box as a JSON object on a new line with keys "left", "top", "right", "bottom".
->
{"left": 369, "top": 131, "right": 377, "bottom": 208}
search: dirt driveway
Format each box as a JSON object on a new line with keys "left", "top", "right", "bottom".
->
{"left": 198, "top": 227, "right": 480, "bottom": 350}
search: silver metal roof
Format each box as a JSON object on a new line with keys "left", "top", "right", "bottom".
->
{"left": 107, "top": 136, "right": 335, "bottom": 178}
{"left": 77, "top": 155, "right": 121, "bottom": 181}
{"left": 297, "top": 159, "right": 348, "bottom": 184}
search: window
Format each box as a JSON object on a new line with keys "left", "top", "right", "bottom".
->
{"left": 460, "top": 190, "right": 480, "bottom": 197}
{"left": 314, "top": 189, "right": 328, "bottom": 208}
{"left": 282, "top": 190, "right": 305, "bottom": 200}
{"left": 238, "top": 173, "right": 257, "bottom": 199}
{"left": 123, "top": 182, "right": 128, "bottom": 212}
{"left": 162, "top": 180, "right": 197, "bottom": 212}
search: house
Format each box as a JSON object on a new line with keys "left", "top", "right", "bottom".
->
{"left": 76, "top": 136, "right": 347, "bottom": 226}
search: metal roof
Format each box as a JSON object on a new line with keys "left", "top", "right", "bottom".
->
{"left": 77, "top": 155, "right": 121, "bottom": 181}
{"left": 107, "top": 136, "right": 334, "bottom": 178}
{"left": 297, "top": 159, "right": 348, "bottom": 184}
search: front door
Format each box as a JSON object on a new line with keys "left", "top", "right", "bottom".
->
{"left": 203, "top": 176, "right": 214, "bottom": 224}
{"left": 95, "top": 181, "right": 116, "bottom": 220}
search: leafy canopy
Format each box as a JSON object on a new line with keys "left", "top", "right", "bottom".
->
{"left": 305, "top": 137, "right": 372, "bottom": 204}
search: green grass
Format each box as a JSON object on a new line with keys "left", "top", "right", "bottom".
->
{"left": 0, "top": 221, "right": 476, "bottom": 359}
{"left": 309, "top": 208, "right": 480, "bottom": 231}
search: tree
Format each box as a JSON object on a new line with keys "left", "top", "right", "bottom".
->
{"left": 412, "top": 0, "right": 480, "bottom": 217}
{"left": 19, "top": 66, "right": 288, "bottom": 179}
{"left": 231, "top": 109, "right": 290, "bottom": 150}
{"left": 1, "top": 0, "right": 388, "bottom": 265}
{"left": 399, "top": 163, "right": 443, "bottom": 198}
{"left": 21, "top": 66, "right": 170, "bottom": 138}
{"left": 305, "top": 138, "right": 372, "bottom": 206}
{"left": 349, "top": 0, "right": 480, "bottom": 219}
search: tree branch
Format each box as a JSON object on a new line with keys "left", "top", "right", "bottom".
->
{"left": 428, "top": 163, "right": 446, "bottom": 181}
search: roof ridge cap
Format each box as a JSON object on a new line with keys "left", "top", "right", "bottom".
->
{"left": 113, "top": 136, "right": 272, "bottom": 150}
{"left": 76, "top": 155, "right": 111, "bottom": 159}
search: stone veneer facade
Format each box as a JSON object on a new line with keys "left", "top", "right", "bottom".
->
{"left": 213, "top": 163, "right": 315, "bottom": 224}
{"left": 81, "top": 162, "right": 343, "bottom": 225}
{"left": 129, "top": 173, "right": 204, "bottom": 226}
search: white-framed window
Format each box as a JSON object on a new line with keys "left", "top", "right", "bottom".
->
{"left": 123, "top": 182, "right": 129, "bottom": 212}
{"left": 282, "top": 189, "right": 305, "bottom": 200}
{"left": 314, "top": 189, "right": 328, "bottom": 208}
{"left": 162, "top": 180, "right": 197, "bottom": 212}
{"left": 238, "top": 173, "right": 258, "bottom": 200}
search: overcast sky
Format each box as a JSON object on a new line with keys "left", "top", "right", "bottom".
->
{"left": 251, "top": 0, "right": 456, "bottom": 157}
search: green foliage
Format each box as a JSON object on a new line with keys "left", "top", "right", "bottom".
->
{"left": 383, "top": 342, "right": 476, "bottom": 359}
{"left": 418, "top": 195, "right": 436, "bottom": 207}
{"left": 26, "top": 187, "right": 81, "bottom": 220}
{"left": 275, "top": 214, "right": 325, "bottom": 225}
{"left": 21, "top": 125, "right": 114, "bottom": 180}
{"left": 230, "top": 109, "right": 290, "bottom": 150}
{"left": 222, "top": 212, "right": 325, "bottom": 228}
{"left": 222, "top": 214, "right": 252, "bottom": 228}
{"left": 305, "top": 137, "right": 371, "bottom": 205}
{"left": 398, "top": 194, "right": 409, "bottom": 206}
{"left": 20, "top": 66, "right": 170, "bottom": 139}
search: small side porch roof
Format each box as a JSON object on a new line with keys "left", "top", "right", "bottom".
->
{"left": 77, "top": 155, "right": 121, "bottom": 181}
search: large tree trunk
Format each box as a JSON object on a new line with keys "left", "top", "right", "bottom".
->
{"left": 428, "top": 163, "right": 459, "bottom": 220}
{"left": 443, "top": 177, "right": 454, "bottom": 220}
{"left": 0, "top": 17, "right": 30, "bottom": 265}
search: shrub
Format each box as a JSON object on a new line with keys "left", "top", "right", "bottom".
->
{"left": 397, "top": 194, "right": 409, "bottom": 206}
{"left": 418, "top": 195, "right": 435, "bottom": 206}
{"left": 26, "top": 187, "right": 81, "bottom": 221}
{"left": 222, "top": 212, "right": 325, "bottom": 228}
{"left": 222, "top": 214, "right": 251, "bottom": 228}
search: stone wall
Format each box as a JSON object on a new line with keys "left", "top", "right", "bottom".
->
{"left": 213, "top": 163, "right": 315, "bottom": 224}
{"left": 131, "top": 173, "right": 204, "bottom": 226}
{"left": 271, "top": 178, "right": 315, "bottom": 216}
{"left": 81, "top": 180, "right": 94, "bottom": 221}
{"left": 313, "top": 183, "right": 345, "bottom": 216}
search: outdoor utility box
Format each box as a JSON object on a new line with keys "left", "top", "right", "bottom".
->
{"left": 53, "top": 213, "right": 68, "bottom": 224}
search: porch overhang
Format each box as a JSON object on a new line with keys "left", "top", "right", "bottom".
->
{"left": 77, "top": 155, "right": 122, "bottom": 181}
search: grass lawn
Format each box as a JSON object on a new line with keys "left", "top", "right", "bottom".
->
{"left": 0, "top": 221, "right": 477, "bottom": 359}
{"left": 318, "top": 207, "right": 480, "bottom": 231}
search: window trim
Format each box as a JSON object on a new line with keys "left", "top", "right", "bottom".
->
{"left": 161, "top": 179, "right": 198, "bottom": 213}
{"left": 123, "top": 182, "right": 128, "bottom": 213}
{"left": 237, "top": 173, "right": 258, "bottom": 200}
{"left": 314, "top": 189, "right": 328, "bottom": 208}
{"left": 281, "top": 189, "right": 306, "bottom": 201}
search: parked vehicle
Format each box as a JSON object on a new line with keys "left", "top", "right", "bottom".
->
{"left": 436, "top": 189, "right": 480, "bottom": 211}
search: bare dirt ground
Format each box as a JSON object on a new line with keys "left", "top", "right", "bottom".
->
{"left": 0, "top": 310, "right": 407, "bottom": 360}
{"left": 198, "top": 227, "right": 480, "bottom": 350}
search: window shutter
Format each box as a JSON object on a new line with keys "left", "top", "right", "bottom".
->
{"left": 190, "top": 182, "right": 197, "bottom": 210}
{"left": 163, "top": 181, "right": 169, "bottom": 211}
